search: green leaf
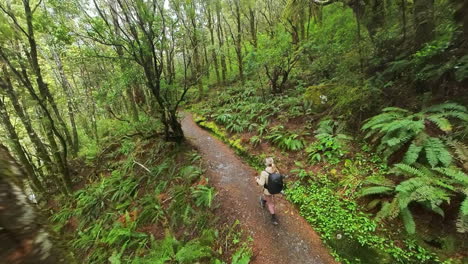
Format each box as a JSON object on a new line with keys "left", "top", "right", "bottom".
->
{"left": 400, "top": 208, "right": 416, "bottom": 234}
{"left": 426, "top": 116, "right": 452, "bottom": 132}
{"left": 358, "top": 186, "right": 394, "bottom": 197}
{"left": 402, "top": 142, "right": 423, "bottom": 165}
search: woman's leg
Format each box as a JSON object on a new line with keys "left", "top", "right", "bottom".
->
{"left": 264, "top": 194, "right": 275, "bottom": 215}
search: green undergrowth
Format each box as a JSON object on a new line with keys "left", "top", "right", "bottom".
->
{"left": 286, "top": 180, "right": 441, "bottom": 264}
{"left": 49, "top": 118, "right": 252, "bottom": 264}
{"left": 191, "top": 111, "right": 462, "bottom": 264}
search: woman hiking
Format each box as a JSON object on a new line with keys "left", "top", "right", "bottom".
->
{"left": 256, "top": 157, "right": 283, "bottom": 225}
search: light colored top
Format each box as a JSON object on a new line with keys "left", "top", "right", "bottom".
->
{"left": 257, "top": 165, "right": 279, "bottom": 195}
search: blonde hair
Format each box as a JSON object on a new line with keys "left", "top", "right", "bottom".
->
{"left": 265, "top": 157, "right": 274, "bottom": 166}
{"left": 265, "top": 157, "right": 279, "bottom": 173}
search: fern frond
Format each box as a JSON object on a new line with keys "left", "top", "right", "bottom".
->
{"left": 426, "top": 115, "right": 452, "bottom": 132}
{"left": 425, "top": 102, "right": 467, "bottom": 113}
{"left": 382, "top": 107, "right": 411, "bottom": 114}
{"left": 420, "top": 201, "right": 445, "bottom": 217}
{"left": 410, "top": 185, "right": 451, "bottom": 204}
{"left": 358, "top": 186, "right": 394, "bottom": 197}
{"left": 449, "top": 140, "right": 468, "bottom": 163}
{"left": 376, "top": 201, "right": 399, "bottom": 221}
{"left": 442, "top": 111, "right": 468, "bottom": 122}
{"left": 393, "top": 163, "right": 427, "bottom": 178}
{"left": 362, "top": 112, "right": 403, "bottom": 131}
{"left": 423, "top": 137, "right": 452, "bottom": 167}
{"left": 402, "top": 142, "right": 423, "bottom": 165}
{"left": 362, "top": 175, "right": 395, "bottom": 187}
{"left": 434, "top": 168, "right": 468, "bottom": 185}
{"left": 400, "top": 207, "right": 416, "bottom": 234}
{"left": 460, "top": 196, "right": 468, "bottom": 216}
{"left": 456, "top": 215, "right": 468, "bottom": 233}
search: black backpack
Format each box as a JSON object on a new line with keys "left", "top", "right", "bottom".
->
{"left": 264, "top": 171, "right": 283, "bottom": 194}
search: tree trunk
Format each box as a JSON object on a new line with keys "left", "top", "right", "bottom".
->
{"left": 0, "top": 100, "right": 44, "bottom": 192}
{"left": 52, "top": 50, "right": 79, "bottom": 155}
{"left": 249, "top": 7, "right": 258, "bottom": 48}
{"left": 110, "top": 1, "right": 139, "bottom": 122}
{"left": 216, "top": 4, "right": 227, "bottom": 83}
{"left": 0, "top": 144, "right": 66, "bottom": 264}
{"left": 207, "top": 7, "right": 220, "bottom": 84}
{"left": 234, "top": 1, "right": 244, "bottom": 83}
{"left": 413, "top": 0, "right": 435, "bottom": 49}
{"left": 1, "top": 68, "right": 56, "bottom": 180}
{"left": 23, "top": 0, "right": 74, "bottom": 155}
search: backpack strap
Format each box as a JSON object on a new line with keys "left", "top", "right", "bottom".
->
{"left": 263, "top": 171, "right": 271, "bottom": 189}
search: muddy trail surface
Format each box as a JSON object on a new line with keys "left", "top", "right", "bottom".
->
{"left": 182, "top": 113, "right": 337, "bottom": 264}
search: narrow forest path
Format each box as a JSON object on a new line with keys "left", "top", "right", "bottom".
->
{"left": 181, "top": 113, "right": 337, "bottom": 264}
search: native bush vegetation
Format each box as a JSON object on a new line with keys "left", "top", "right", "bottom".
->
{"left": 359, "top": 164, "right": 468, "bottom": 234}
{"left": 47, "top": 122, "right": 250, "bottom": 263}
{"left": 2, "top": 0, "right": 468, "bottom": 263}
{"left": 362, "top": 103, "right": 468, "bottom": 167}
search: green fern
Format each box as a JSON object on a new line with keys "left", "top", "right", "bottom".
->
{"left": 362, "top": 102, "right": 467, "bottom": 167}
{"left": 402, "top": 142, "right": 423, "bottom": 164}
{"left": 449, "top": 140, "right": 468, "bottom": 170}
{"left": 400, "top": 207, "right": 416, "bottom": 234}
{"left": 361, "top": 163, "right": 468, "bottom": 233}
{"left": 358, "top": 186, "right": 394, "bottom": 197}
{"left": 192, "top": 185, "right": 216, "bottom": 208}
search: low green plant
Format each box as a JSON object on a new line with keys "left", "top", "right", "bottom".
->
{"left": 359, "top": 164, "right": 468, "bottom": 234}
{"left": 286, "top": 180, "right": 440, "bottom": 263}
{"left": 307, "top": 134, "right": 346, "bottom": 164}
{"left": 265, "top": 125, "right": 306, "bottom": 151}
{"left": 362, "top": 103, "right": 468, "bottom": 167}
{"left": 192, "top": 184, "right": 216, "bottom": 208}
{"left": 307, "top": 119, "right": 352, "bottom": 164}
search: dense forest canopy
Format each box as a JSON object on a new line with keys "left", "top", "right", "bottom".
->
{"left": 0, "top": 0, "right": 467, "bottom": 263}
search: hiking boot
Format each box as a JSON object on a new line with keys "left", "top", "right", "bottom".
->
{"left": 271, "top": 214, "right": 279, "bottom": 225}
{"left": 259, "top": 196, "right": 266, "bottom": 208}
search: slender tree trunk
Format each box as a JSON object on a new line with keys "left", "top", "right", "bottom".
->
{"left": 24, "top": 0, "right": 71, "bottom": 193}
{"left": 249, "top": 7, "right": 258, "bottom": 48}
{"left": 1, "top": 68, "right": 56, "bottom": 180}
{"left": 216, "top": 3, "right": 227, "bottom": 83}
{"left": 234, "top": 1, "right": 244, "bottom": 83}
{"left": 207, "top": 7, "right": 220, "bottom": 84}
{"left": 0, "top": 100, "right": 44, "bottom": 192}
{"left": 52, "top": 50, "right": 79, "bottom": 155}
{"left": 0, "top": 144, "right": 68, "bottom": 264}
{"left": 110, "top": 5, "right": 139, "bottom": 122}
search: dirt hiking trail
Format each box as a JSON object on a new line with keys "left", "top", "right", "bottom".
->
{"left": 182, "top": 114, "right": 337, "bottom": 264}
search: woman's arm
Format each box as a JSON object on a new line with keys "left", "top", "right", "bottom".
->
{"left": 256, "top": 171, "right": 267, "bottom": 185}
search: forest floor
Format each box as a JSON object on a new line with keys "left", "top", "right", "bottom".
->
{"left": 181, "top": 113, "right": 337, "bottom": 264}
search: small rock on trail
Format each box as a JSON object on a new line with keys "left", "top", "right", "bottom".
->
{"left": 182, "top": 113, "right": 338, "bottom": 264}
